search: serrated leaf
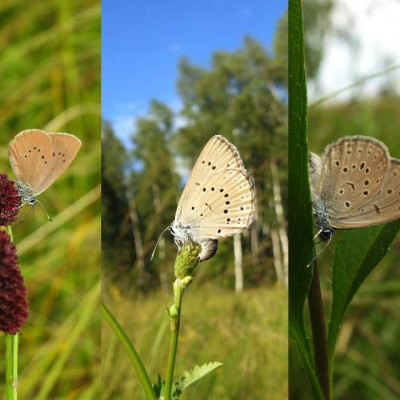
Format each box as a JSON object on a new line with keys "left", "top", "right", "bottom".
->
{"left": 173, "top": 361, "right": 223, "bottom": 397}
{"left": 288, "top": 0, "right": 324, "bottom": 398}
{"left": 328, "top": 221, "right": 400, "bottom": 375}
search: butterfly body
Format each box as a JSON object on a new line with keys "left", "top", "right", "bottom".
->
{"left": 312, "top": 197, "right": 334, "bottom": 241}
{"left": 170, "top": 135, "right": 255, "bottom": 261}
{"left": 310, "top": 135, "right": 400, "bottom": 241}
{"left": 15, "top": 182, "right": 36, "bottom": 205}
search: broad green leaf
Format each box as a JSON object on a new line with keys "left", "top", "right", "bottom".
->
{"left": 289, "top": 0, "right": 325, "bottom": 397}
{"left": 173, "top": 362, "right": 223, "bottom": 398}
{"left": 328, "top": 221, "right": 400, "bottom": 375}
{"left": 289, "top": 0, "right": 323, "bottom": 397}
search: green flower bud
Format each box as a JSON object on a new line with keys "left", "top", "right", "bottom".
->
{"left": 174, "top": 241, "right": 201, "bottom": 279}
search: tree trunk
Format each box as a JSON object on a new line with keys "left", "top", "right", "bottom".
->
{"left": 270, "top": 162, "right": 288, "bottom": 287}
{"left": 125, "top": 188, "right": 145, "bottom": 288}
{"left": 233, "top": 233, "right": 243, "bottom": 293}
{"left": 152, "top": 184, "right": 168, "bottom": 293}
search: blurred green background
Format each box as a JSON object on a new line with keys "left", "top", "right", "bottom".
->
{"left": 0, "top": 1, "right": 100, "bottom": 399}
{"left": 102, "top": 11, "right": 288, "bottom": 400}
{"left": 290, "top": 1, "right": 400, "bottom": 399}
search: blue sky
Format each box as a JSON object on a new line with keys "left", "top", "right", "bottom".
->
{"left": 102, "top": 1, "right": 287, "bottom": 148}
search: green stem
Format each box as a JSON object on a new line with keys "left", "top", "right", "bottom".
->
{"left": 5, "top": 334, "right": 18, "bottom": 400}
{"left": 164, "top": 279, "right": 184, "bottom": 400}
{"left": 6, "top": 225, "right": 13, "bottom": 242}
{"left": 5, "top": 226, "right": 18, "bottom": 400}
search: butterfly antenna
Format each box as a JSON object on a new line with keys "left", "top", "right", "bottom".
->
{"left": 35, "top": 199, "right": 53, "bottom": 222}
{"left": 306, "top": 233, "right": 333, "bottom": 268}
{"left": 150, "top": 225, "right": 171, "bottom": 261}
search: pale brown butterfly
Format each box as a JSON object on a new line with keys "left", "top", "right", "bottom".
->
{"left": 168, "top": 135, "right": 256, "bottom": 261}
{"left": 9, "top": 129, "right": 81, "bottom": 220}
{"left": 309, "top": 136, "right": 400, "bottom": 248}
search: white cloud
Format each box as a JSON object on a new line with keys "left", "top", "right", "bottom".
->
{"left": 310, "top": 0, "right": 400, "bottom": 102}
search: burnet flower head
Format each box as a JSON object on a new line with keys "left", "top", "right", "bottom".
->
{"left": 0, "top": 173, "right": 21, "bottom": 226}
{"left": 0, "top": 230, "right": 28, "bottom": 334}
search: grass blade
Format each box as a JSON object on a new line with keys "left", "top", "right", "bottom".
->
{"left": 101, "top": 303, "right": 157, "bottom": 400}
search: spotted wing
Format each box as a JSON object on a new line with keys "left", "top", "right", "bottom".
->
{"left": 331, "top": 158, "right": 400, "bottom": 228}
{"left": 318, "top": 136, "right": 390, "bottom": 228}
{"left": 175, "top": 135, "right": 255, "bottom": 241}
{"left": 9, "top": 129, "right": 81, "bottom": 196}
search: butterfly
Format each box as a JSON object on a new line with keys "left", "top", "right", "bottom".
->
{"left": 9, "top": 129, "right": 81, "bottom": 219}
{"left": 169, "top": 135, "right": 255, "bottom": 261}
{"left": 309, "top": 135, "right": 400, "bottom": 243}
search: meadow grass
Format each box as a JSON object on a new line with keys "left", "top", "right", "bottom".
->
{"left": 102, "top": 284, "right": 288, "bottom": 400}
{"left": 0, "top": 0, "right": 100, "bottom": 398}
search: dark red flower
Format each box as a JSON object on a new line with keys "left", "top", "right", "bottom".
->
{"left": 0, "top": 230, "right": 28, "bottom": 334}
{"left": 0, "top": 173, "right": 21, "bottom": 226}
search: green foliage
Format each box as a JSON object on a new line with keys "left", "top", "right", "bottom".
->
{"left": 102, "top": 303, "right": 157, "bottom": 400}
{"left": 174, "top": 362, "right": 224, "bottom": 398}
{"left": 102, "top": 286, "right": 288, "bottom": 400}
{"left": 329, "top": 222, "right": 400, "bottom": 375}
{"left": 290, "top": 1, "right": 400, "bottom": 398}
{"left": 0, "top": 0, "right": 100, "bottom": 398}
{"left": 101, "top": 122, "right": 135, "bottom": 273}
{"left": 288, "top": 0, "right": 324, "bottom": 397}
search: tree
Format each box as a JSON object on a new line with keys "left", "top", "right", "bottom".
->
{"left": 102, "top": 120, "right": 134, "bottom": 287}
{"left": 176, "top": 35, "right": 288, "bottom": 287}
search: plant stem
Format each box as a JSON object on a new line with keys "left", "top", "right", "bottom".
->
{"left": 5, "top": 226, "right": 18, "bottom": 400}
{"left": 164, "top": 280, "right": 184, "bottom": 400}
{"left": 307, "top": 263, "right": 330, "bottom": 400}
{"left": 5, "top": 334, "right": 18, "bottom": 400}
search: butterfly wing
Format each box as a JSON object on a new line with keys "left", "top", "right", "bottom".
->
{"left": 331, "top": 158, "right": 400, "bottom": 228}
{"left": 35, "top": 132, "right": 81, "bottom": 195}
{"left": 175, "top": 135, "right": 255, "bottom": 241}
{"left": 9, "top": 130, "right": 81, "bottom": 196}
{"left": 309, "top": 152, "right": 323, "bottom": 200}
{"left": 317, "top": 136, "right": 390, "bottom": 228}
{"left": 9, "top": 130, "right": 54, "bottom": 194}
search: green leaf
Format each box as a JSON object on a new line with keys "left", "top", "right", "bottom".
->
{"left": 153, "top": 374, "right": 165, "bottom": 398}
{"left": 173, "top": 362, "right": 223, "bottom": 398}
{"left": 328, "top": 221, "right": 400, "bottom": 373}
{"left": 289, "top": 0, "right": 324, "bottom": 398}
{"left": 101, "top": 303, "right": 157, "bottom": 400}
